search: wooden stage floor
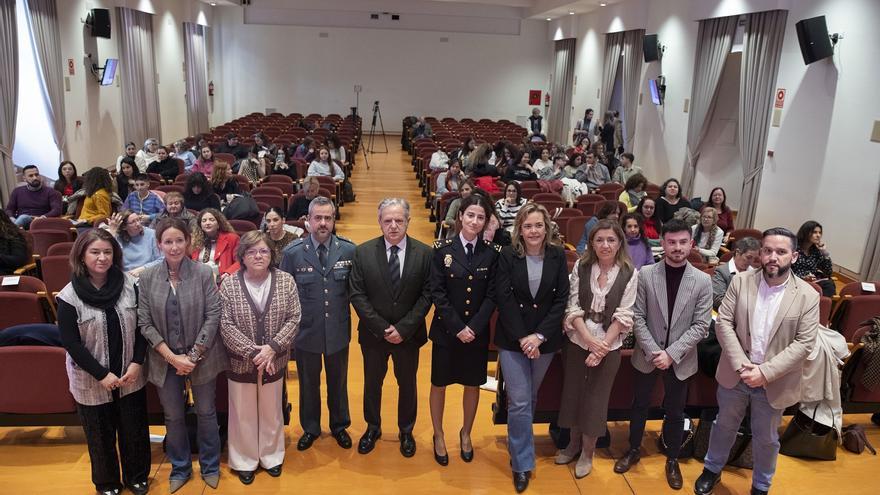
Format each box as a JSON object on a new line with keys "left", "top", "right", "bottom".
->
{"left": 1, "top": 145, "right": 878, "bottom": 494}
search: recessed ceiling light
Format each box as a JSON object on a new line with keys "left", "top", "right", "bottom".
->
{"left": 210, "top": 2, "right": 216, "bottom": 5}
{"left": 546, "top": 17, "right": 552, "bottom": 21}
{"left": 569, "top": 11, "right": 575, "bottom": 15}
{"left": 600, "top": 2, "right": 607, "bottom": 6}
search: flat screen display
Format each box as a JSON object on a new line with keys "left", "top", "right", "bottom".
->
{"left": 101, "top": 58, "right": 118, "bottom": 86}
{"left": 649, "top": 78, "right": 661, "bottom": 105}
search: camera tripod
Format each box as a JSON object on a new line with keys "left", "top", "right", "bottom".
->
{"left": 367, "top": 100, "right": 388, "bottom": 154}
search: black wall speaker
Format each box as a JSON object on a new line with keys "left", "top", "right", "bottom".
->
{"left": 795, "top": 16, "right": 833, "bottom": 65}
{"left": 87, "top": 8, "right": 111, "bottom": 39}
{"left": 643, "top": 34, "right": 659, "bottom": 62}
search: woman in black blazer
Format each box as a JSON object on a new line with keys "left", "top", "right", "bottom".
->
{"left": 494, "top": 203, "right": 569, "bottom": 493}
{"left": 429, "top": 194, "right": 499, "bottom": 467}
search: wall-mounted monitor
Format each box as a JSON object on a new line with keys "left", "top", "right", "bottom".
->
{"left": 648, "top": 78, "right": 662, "bottom": 105}
{"left": 100, "top": 58, "right": 118, "bottom": 86}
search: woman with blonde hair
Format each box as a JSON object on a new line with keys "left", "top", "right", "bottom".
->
{"left": 494, "top": 203, "right": 569, "bottom": 492}
{"left": 556, "top": 219, "right": 638, "bottom": 479}
{"left": 210, "top": 160, "right": 241, "bottom": 204}
{"left": 691, "top": 207, "right": 723, "bottom": 262}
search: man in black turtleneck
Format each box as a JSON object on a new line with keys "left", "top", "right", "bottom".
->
{"left": 615, "top": 219, "right": 713, "bottom": 490}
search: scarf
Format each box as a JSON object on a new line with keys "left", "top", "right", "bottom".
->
{"left": 72, "top": 266, "right": 125, "bottom": 310}
{"left": 627, "top": 189, "right": 645, "bottom": 207}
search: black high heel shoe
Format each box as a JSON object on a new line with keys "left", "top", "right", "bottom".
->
{"left": 459, "top": 429, "right": 474, "bottom": 463}
{"left": 433, "top": 436, "right": 449, "bottom": 466}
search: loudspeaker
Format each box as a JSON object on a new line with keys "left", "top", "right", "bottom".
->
{"left": 795, "top": 16, "right": 833, "bottom": 65}
{"left": 87, "top": 8, "right": 111, "bottom": 39}
{"left": 643, "top": 34, "right": 659, "bottom": 62}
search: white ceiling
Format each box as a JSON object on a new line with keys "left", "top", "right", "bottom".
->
{"left": 201, "top": 0, "right": 621, "bottom": 20}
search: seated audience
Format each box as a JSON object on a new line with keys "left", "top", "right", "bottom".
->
{"left": 466, "top": 144, "right": 493, "bottom": 174}
{"left": 494, "top": 143, "right": 514, "bottom": 172}
{"left": 54, "top": 160, "right": 83, "bottom": 202}
{"left": 210, "top": 161, "right": 241, "bottom": 203}
{"left": 307, "top": 147, "right": 345, "bottom": 180}
{"left": 537, "top": 154, "right": 566, "bottom": 181}
{"left": 575, "top": 201, "right": 624, "bottom": 254}
{"left": 592, "top": 141, "right": 616, "bottom": 176}
{"left": 135, "top": 138, "right": 160, "bottom": 173}
{"left": 792, "top": 220, "right": 836, "bottom": 296}
{"left": 215, "top": 132, "right": 250, "bottom": 160}
{"left": 287, "top": 177, "right": 320, "bottom": 221}
{"left": 611, "top": 152, "right": 643, "bottom": 185}
{"left": 327, "top": 134, "right": 348, "bottom": 167}
{"left": 191, "top": 208, "right": 240, "bottom": 276}
{"left": 293, "top": 137, "right": 316, "bottom": 162}
{"left": 618, "top": 173, "right": 647, "bottom": 213}
{"left": 74, "top": 167, "right": 113, "bottom": 227}
{"left": 436, "top": 158, "right": 464, "bottom": 196}
{"left": 429, "top": 146, "right": 450, "bottom": 172}
{"left": 705, "top": 187, "right": 734, "bottom": 233}
{"left": 622, "top": 213, "right": 654, "bottom": 269}
{"left": 581, "top": 150, "right": 611, "bottom": 191}
{"left": 0, "top": 210, "right": 28, "bottom": 274}
{"left": 527, "top": 107, "right": 545, "bottom": 140}
{"left": 270, "top": 147, "right": 297, "bottom": 180}
{"left": 192, "top": 146, "right": 215, "bottom": 178}
{"left": 116, "top": 158, "right": 137, "bottom": 199}
{"left": 183, "top": 172, "right": 221, "bottom": 212}
{"left": 443, "top": 180, "right": 474, "bottom": 229}
{"left": 151, "top": 191, "right": 194, "bottom": 229}
{"left": 263, "top": 207, "right": 298, "bottom": 265}
{"left": 691, "top": 207, "right": 724, "bottom": 262}
{"left": 572, "top": 135, "right": 590, "bottom": 155}
{"left": 504, "top": 152, "right": 538, "bottom": 182}
{"left": 252, "top": 132, "right": 277, "bottom": 158}
{"left": 636, "top": 196, "right": 661, "bottom": 243}
{"left": 563, "top": 153, "right": 585, "bottom": 179}
{"left": 655, "top": 178, "right": 688, "bottom": 223}
{"left": 172, "top": 140, "right": 197, "bottom": 172}
{"left": 412, "top": 116, "right": 433, "bottom": 139}
{"left": 122, "top": 173, "right": 165, "bottom": 224}
{"left": 191, "top": 134, "right": 210, "bottom": 154}
{"left": 711, "top": 236, "right": 760, "bottom": 310}
{"left": 453, "top": 137, "right": 477, "bottom": 169}
{"left": 115, "top": 141, "right": 138, "bottom": 172}
{"left": 146, "top": 146, "right": 180, "bottom": 181}
{"left": 495, "top": 182, "right": 527, "bottom": 231}
{"left": 532, "top": 148, "right": 553, "bottom": 176}
{"left": 106, "top": 210, "right": 163, "bottom": 277}
{"left": 238, "top": 154, "right": 267, "bottom": 186}
{"left": 5, "top": 164, "right": 62, "bottom": 228}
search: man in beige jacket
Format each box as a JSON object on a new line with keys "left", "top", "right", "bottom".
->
{"left": 695, "top": 228, "right": 819, "bottom": 495}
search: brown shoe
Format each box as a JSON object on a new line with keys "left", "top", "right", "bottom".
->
{"left": 613, "top": 448, "right": 641, "bottom": 474}
{"left": 665, "top": 458, "right": 683, "bottom": 490}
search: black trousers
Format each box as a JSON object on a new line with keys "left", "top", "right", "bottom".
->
{"left": 361, "top": 343, "right": 420, "bottom": 434}
{"left": 76, "top": 387, "right": 151, "bottom": 492}
{"left": 628, "top": 367, "right": 689, "bottom": 457}
{"left": 296, "top": 346, "right": 352, "bottom": 436}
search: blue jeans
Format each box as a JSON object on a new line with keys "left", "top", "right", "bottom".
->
{"left": 703, "top": 381, "right": 783, "bottom": 491}
{"left": 156, "top": 368, "right": 220, "bottom": 480}
{"left": 499, "top": 349, "right": 554, "bottom": 473}
{"left": 13, "top": 214, "right": 34, "bottom": 229}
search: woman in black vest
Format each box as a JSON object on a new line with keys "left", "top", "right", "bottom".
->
{"left": 494, "top": 203, "right": 569, "bottom": 492}
{"left": 428, "top": 194, "right": 499, "bottom": 466}
{"left": 556, "top": 219, "right": 638, "bottom": 478}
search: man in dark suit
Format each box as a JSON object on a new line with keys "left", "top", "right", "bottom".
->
{"left": 280, "top": 196, "right": 356, "bottom": 451}
{"left": 349, "top": 198, "right": 433, "bottom": 457}
{"left": 712, "top": 236, "right": 760, "bottom": 310}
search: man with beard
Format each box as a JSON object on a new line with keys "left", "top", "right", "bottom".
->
{"left": 695, "top": 228, "right": 819, "bottom": 495}
{"left": 280, "top": 196, "right": 356, "bottom": 453}
{"left": 614, "top": 219, "right": 712, "bottom": 489}
{"left": 5, "top": 165, "right": 62, "bottom": 229}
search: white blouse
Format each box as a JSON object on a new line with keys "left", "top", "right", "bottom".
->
{"left": 564, "top": 259, "right": 639, "bottom": 351}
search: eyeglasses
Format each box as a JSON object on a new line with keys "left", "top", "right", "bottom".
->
{"left": 245, "top": 248, "right": 271, "bottom": 258}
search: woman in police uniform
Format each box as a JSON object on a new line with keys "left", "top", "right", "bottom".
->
{"left": 429, "top": 194, "right": 499, "bottom": 466}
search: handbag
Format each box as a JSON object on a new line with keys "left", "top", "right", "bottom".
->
{"left": 657, "top": 414, "right": 696, "bottom": 459}
{"left": 779, "top": 404, "right": 838, "bottom": 460}
{"left": 842, "top": 424, "right": 877, "bottom": 455}
{"left": 692, "top": 409, "right": 753, "bottom": 469}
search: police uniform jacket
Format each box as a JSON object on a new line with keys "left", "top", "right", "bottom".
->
{"left": 429, "top": 236, "right": 500, "bottom": 347}
{"left": 280, "top": 234, "right": 356, "bottom": 355}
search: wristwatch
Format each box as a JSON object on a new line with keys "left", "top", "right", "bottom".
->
{"left": 535, "top": 333, "right": 546, "bottom": 343}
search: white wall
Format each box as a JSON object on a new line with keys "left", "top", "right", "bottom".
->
{"left": 554, "top": 0, "right": 880, "bottom": 271}
{"left": 209, "top": 7, "right": 553, "bottom": 131}
{"left": 55, "top": 0, "right": 210, "bottom": 170}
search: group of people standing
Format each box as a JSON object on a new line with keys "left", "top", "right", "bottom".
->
{"left": 58, "top": 188, "right": 818, "bottom": 495}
